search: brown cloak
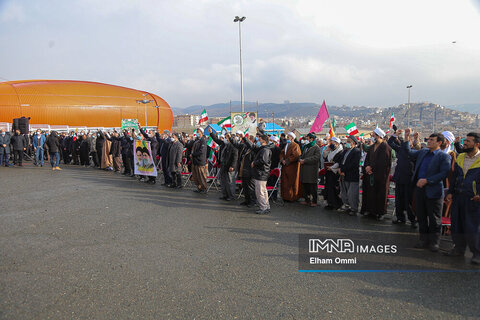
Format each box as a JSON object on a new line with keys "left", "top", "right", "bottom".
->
{"left": 280, "top": 141, "right": 302, "bottom": 201}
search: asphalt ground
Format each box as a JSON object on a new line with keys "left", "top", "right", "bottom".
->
{"left": 1, "top": 163, "right": 479, "bottom": 319}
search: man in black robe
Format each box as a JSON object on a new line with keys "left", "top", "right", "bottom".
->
{"left": 361, "top": 127, "right": 392, "bottom": 220}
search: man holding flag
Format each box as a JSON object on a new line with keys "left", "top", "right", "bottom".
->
{"left": 208, "top": 127, "right": 238, "bottom": 201}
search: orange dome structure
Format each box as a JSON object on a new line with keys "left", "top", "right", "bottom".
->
{"left": 0, "top": 80, "right": 173, "bottom": 130}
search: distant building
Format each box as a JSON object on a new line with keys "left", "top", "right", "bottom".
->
{"left": 292, "top": 127, "right": 311, "bottom": 138}
{"left": 173, "top": 114, "right": 200, "bottom": 128}
{"left": 264, "top": 123, "right": 285, "bottom": 135}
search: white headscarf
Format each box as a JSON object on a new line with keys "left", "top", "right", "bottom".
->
{"left": 328, "top": 143, "right": 343, "bottom": 162}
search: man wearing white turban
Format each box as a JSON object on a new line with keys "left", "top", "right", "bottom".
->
{"left": 360, "top": 127, "right": 392, "bottom": 220}
{"left": 279, "top": 132, "right": 302, "bottom": 201}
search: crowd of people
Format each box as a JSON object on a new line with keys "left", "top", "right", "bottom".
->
{"left": 1, "top": 124, "right": 479, "bottom": 265}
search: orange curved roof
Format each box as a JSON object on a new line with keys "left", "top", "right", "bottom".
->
{"left": 0, "top": 80, "right": 173, "bottom": 130}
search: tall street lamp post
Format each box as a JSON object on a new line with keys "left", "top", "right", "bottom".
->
{"left": 234, "top": 16, "right": 246, "bottom": 113}
{"left": 406, "top": 85, "right": 412, "bottom": 127}
{"left": 136, "top": 93, "right": 153, "bottom": 127}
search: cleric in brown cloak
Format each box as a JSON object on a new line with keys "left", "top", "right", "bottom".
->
{"left": 361, "top": 127, "right": 392, "bottom": 220}
{"left": 280, "top": 132, "right": 302, "bottom": 201}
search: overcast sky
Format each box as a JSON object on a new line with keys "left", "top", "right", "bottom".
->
{"left": 1, "top": 0, "right": 479, "bottom": 109}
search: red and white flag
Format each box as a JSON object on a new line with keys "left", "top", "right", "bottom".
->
{"left": 389, "top": 112, "right": 395, "bottom": 129}
{"left": 344, "top": 122, "right": 359, "bottom": 136}
{"left": 198, "top": 109, "right": 208, "bottom": 125}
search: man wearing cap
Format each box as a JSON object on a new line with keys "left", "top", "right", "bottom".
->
{"left": 300, "top": 133, "right": 321, "bottom": 207}
{"left": 280, "top": 132, "right": 302, "bottom": 202}
{"left": 446, "top": 132, "right": 480, "bottom": 265}
{"left": 191, "top": 128, "right": 208, "bottom": 193}
{"left": 361, "top": 127, "right": 392, "bottom": 220}
{"left": 403, "top": 129, "right": 451, "bottom": 252}
{"left": 339, "top": 135, "right": 361, "bottom": 215}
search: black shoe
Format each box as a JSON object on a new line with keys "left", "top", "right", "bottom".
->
{"left": 324, "top": 205, "right": 334, "bottom": 210}
{"left": 376, "top": 215, "right": 384, "bottom": 221}
{"left": 444, "top": 248, "right": 465, "bottom": 257}
{"left": 219, "top": 196, "right": 227, "bottom": 200}
{"left": 247, "top": 203, "right": 255, "bottom": 208}
{"left": 410, "top": 221, "right": 418, "bottom": 229}
{"left": 193, "top": 189, "right": 201, "bottom": 193}
{"left": 429, "top": 244, "right": 440, "bottom": 252}
{"left": 240, "top": 201, "right": 248, "bottom": 206}
{"left": 392, "top": 219, "right": 406, "bottom": 225}
{"left": 414, "top": 241, "right": 429, "bottom": 249}
{"left": 348, "top": 210, "right": 358, "bottom": 216}
{"left": 471, "top": 256, "right": 480, "bottom": 265}
{"left": 225, "top": 197, "right": 234, "bottom": 201}
{"left": 176, "top": 185, "right": 183, "bottom": 189}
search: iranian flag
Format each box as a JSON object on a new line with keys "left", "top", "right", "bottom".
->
{"left": 217, "top": 116, "right": 231, "bottom": 130}
{"left": 198, "top": 109, "right": 208, "bottom": 124}
{"left": 244, "top": 127, "right": 250, "bottom": 137}
{"left": 389, "top": 112, "right": 395, "bottom": 129}
{"left": 344, "top": 122, "right": 359, "bottom": 136}
{"left": 208, "top": 149, "right": 217, "bottom": 165}
{"left": 206, "top": 136, "right": 217, "bottom": 149}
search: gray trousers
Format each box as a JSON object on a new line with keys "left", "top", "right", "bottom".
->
{"left": 220, "top": 170, "right": 235, "bottom": 199}
{"left": 254, "top": 179, "right": 270, "bottom": 211}
{"left": 340, "top": 180, "right": 360, "bottom": 212}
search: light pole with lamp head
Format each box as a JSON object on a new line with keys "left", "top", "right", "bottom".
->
{"left": 234, "top": 16, "right": 246, "bottom": 113}
{"left": 406, "top": 85, "right": 412, "bottom": 127}
{"left": 136, "top": 93, "right": 153, "bottom": 128}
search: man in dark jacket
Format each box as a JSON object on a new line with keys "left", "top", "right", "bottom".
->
{"left": 446, "top": 132, "right": 480, "bottom": 265}
{"left": 0, "top": 129, "right": 12, "bottom": 167}
{"left": 156, "top": 130, "right": 172, "bottom": 186}
{"left": 249, "top": 134, "right": 272, "bottom": 214}
{"left": 234, "top": 134, "right": 257, "bottom": 207}
{"left": 10, "top": 129, "right": 27, "bottom": 166}
{"left": 96, "top": 131, "right": 105, "bottom": 168}
{"left": 61, "top": 132, "right": 73, "bottom": 164}
{"left": 300, "top": 133, "right": 321, "bottom": 207}
{"left": 191, "top": 128, "right": 208, "bottom": 193}
{"left": 403, "top": 129, "right": 451, "bottom": 252}
{"left": 209, "top": 128, "right": 238, "bottom": 201}
{"left": 388, "top": 130, "right": 416, "bottom": 227}
{"left": 106, "top": 131, "right": 122, "bottom": 172}
{"left": 79, "top": 134, "right": 91, "bottom": 167}
{"left": 168, "top": 133, "right": 184, "bottom": 188}
{"left": 72, "top": 134, "right": 82, "bottom": 165}
{"left": 339, "top": 135, "right": 361, "bottom": 216}
{"left": 121, "top": 130, "right": 134, "bottom": 176}
{"left": 46, "top": 131, "right": 62, "bottom": 170}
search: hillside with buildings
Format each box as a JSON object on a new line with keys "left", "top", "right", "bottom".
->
{"left": 172, "top": 101, "right": 479, "bottom": 136}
